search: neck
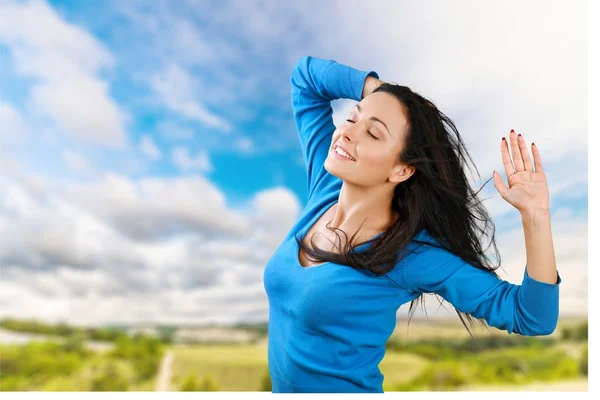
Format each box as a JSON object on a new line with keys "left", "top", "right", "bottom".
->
{"left": 329, "top": 182, "right": 398, "bottom": 234}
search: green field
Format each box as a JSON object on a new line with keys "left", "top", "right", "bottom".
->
{"left": 169, "top": 343, "right": 432, "bottom": 391}
{"left": 0, "top": 332, "right": 163, "bottom": 392}
{"left": 166, "top": 317, "right": 588, "bottom": 392}
{"left": 170, "top": 344, "right": 269, "bottom": 391}
{"left": 462, "top": 378, "right": 587, "bottom": 391}
{"left": 1, "top": 317, "right": 588, "bottom": 392}
{"left": 40, "top": 356, "right": 157, "bottom": 391}
{"left": 167, "top": 341, "right": 587, "bottom": 391}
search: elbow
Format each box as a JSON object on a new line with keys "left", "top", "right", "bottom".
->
{"left": 513, "top": 306, "right": 559, "bottom": 336}
{"left": 515, "top": 318, "right": 558, "bottom": 337}
{"left": 537, "top": 321, "right": 558, "bottom": 336}
{"left": 292, "top": 56, "right": 310, "bottom": 79}
{"left": 294, "top": 56, "right": 310, "bottom": 70}
{"left": 290, "top": 56, "right": 310, "bottom": 92}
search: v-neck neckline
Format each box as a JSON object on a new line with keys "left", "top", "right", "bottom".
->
{"left": 294, "top": 199, "right": 384, "bottom": 270}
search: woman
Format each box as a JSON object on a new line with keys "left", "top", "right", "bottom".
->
{"left": 262, "top": 56, "right": 561, "bottom": 393}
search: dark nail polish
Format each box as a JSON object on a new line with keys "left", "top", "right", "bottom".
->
{"left": 502, "top": 137, "right": 506, "bottom": 141}
{"left": 510, "top": 129, "right": 514, "bottom": 133}
{"left": 518, "top": 133, "right": 522, "bottom": 137}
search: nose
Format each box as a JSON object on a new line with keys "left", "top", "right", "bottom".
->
{"left": 340, "top": 124, "right": 359, "bottom": 143}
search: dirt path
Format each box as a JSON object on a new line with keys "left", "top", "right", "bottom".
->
{"left": 155, "top": 351, "right": 174, "bottom": 391}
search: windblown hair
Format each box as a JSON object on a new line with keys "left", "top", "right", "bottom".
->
{"left": 295, "top": 83, "right": 502, "bottom": 336}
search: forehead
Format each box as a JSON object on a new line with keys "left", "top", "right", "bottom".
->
{"left": 358, "top": 92, "right": 408, "bottom": 134}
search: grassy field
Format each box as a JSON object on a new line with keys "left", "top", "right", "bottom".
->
{"left": 460, "top": 378, "right": 588, "bottom": 391}
{"left": 0, "top": 350, "right": 157, "bottom": 391}
{"left": 41, "top": 357, "right": 157, "bottom": 391}
{"left": 167, "top": 317, "right": 588, "bottom": 392}
{"left": 168, "top": 341, "right": 587, "bottom": 392}
{"left": 170, "top": 343, "right": 270, "bottom": 391}
{"left": 170, "top": 343, "right": 432, "bottom": 391}
{"left": 391, "top": 315, "right": 585, "bottom": 341}
{"left": 1, "top": 317, "right": 587, "bottom": 392}
{"left": 379, "top": 352, "right": 430, "bottom": 390}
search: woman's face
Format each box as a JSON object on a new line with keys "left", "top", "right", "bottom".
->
{"left": 325, "top": 91, "right": 413, "bottom": 187}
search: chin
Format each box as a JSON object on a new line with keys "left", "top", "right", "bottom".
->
{"left": 324, "top": 157, "right": 346, "bottom": 180}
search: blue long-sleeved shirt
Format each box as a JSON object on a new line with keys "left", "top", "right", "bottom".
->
{"left": 262, "top": 56, "right": 562, "bottom": 393}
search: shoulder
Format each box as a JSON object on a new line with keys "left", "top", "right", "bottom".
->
{"left": 385, "top": 229, "right": 466, "bottom": 290}
{"left": 400, "top": 229, "right": 460, "bottom": 264}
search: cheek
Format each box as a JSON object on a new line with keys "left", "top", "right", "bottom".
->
{"left": 360, "top": 149, "right": 394, "bottom": 168}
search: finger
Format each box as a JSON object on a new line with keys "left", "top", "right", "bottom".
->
{"left": 510, "top": 130, "right": 525, "bottom": 172}
{"left": 532, "top": 142, "right": 544, "bottom": 173}
{"left": 501, "top": 137, "right": 515, "bottom": 179}
{"left": 517, "top": 133, "right": 533, "bottom": 171}
{"left": 493, "top": 170, "right": 509, "bottom": 198}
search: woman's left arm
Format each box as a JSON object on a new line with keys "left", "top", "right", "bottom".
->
{"left": 493, "top": 129, "right": 558, "bottom": 284}
{"left": 396, "top": 130, "right": 561, "bottom": 336}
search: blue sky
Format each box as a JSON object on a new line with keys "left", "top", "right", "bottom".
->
{"left": 0, "top": 0, "right": 588, "bottom": 326}
{"left": 2, "top": 0, "right": 314, "bottom": 204}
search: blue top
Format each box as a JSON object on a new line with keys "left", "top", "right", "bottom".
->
{"left": 262, "top": 56, "right": 562, "bottom": 393}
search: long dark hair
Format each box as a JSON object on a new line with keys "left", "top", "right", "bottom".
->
{"left": 295, "top": 83, "right": 502, "bottom": 336}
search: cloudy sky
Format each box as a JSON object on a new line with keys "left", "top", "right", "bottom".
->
{"left": 0, "top": 0, "right": 588, "bottom": 327}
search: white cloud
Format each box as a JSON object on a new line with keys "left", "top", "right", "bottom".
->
{"left": 139, "top": 135, "right": 162, "bottom": 160}
{"left": 0, "top": 167, "right": 302, "bottom": 325}
{"left": 61, "top": 149, "right": 97, "bottom": 176}
{"left": 323, "top": 0, "right": 586, "bottom": 177}
{"left": 157, "top": 120, "right": 195, "bottom": 141}
{"left": 61, "top": 172, "right": 249, "bottom": 240}
{"left": 0, "top": 102, "right": 28, "bottom": 141}
{"left": 171, "top": 146, "right": 212, "bottom": 172}
{"left": 326, "top": 0, "right": 586, "bottom": 219}
{"left": 0, "top": 0, "right": 128, "bottom": 148}
{"left": 235, "top": 137, "right": 254, "bottom": 153}
{"left": 150, "top": 63, "right": 232, "bottom": 132}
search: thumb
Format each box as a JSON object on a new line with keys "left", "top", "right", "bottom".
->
{"left": 493, "top": 170, "right": 509, "bottom": 199}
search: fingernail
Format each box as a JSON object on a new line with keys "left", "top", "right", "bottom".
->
{"left": 510, "top": 129, "right": 514, "bottom": 133}
{"left": 532, "top": 142, "right": 535, "bottom": 146}
{"left": 502, "top": 137, "right": 506, "bottom": 141}
{"left": 518, "top": 133, "right": 522, "bottom": 137}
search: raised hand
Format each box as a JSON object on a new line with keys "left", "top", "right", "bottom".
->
{"left": 492, "top": 129, "right": 550, "bottom": 215}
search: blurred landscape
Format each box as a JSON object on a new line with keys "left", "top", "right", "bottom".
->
{"left": 0, "top": 316, "right": 587, "bottom": 392}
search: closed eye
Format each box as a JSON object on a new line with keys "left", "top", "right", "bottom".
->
{"left": 345, "top": 119, "right": 379, "bottom": 140}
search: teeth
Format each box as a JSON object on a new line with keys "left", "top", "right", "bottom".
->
{"left": 335, "top": 146, "right": 355, "bottom": 161}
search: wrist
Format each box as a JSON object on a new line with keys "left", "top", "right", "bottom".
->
{"left": 362, "top": 76, "right": 382, "bottom": 99}
{"left": 520, "top": 208, "right": 551, "bottom": 223}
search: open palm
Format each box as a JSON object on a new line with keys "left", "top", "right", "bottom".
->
{"left": 493, "top": 130, "right": 549, "bottom": 214}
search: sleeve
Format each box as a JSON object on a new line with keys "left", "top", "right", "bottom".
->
{"left": 400, "top": 249, "right": 562, "bottom": 336}
{"left": 290, "top": 56, "right": 379, "bottom": 202}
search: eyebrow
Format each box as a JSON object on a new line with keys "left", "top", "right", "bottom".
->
{"left": 355, "top": 104, "right": 390, "bottom": 135}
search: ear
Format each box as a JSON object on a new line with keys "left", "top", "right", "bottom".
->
{"left": 388, "top": 164, "right": 415, "bottom": 184}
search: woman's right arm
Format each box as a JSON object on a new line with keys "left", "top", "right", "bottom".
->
{"left": 290, "top": 56, "right": 380, "bottom": 202}
{"left": 397, "top": 242, "right": 561, "bottom": 336}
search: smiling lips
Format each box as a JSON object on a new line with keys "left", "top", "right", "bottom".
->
{"left": 333, "top": 145, "right": 356, "bottom": 161}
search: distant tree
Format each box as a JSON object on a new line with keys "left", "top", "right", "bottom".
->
{"left": 91, "top": 362, "right": 129, "bottom": 391}
{"left": 199, "top": 374, "right": 219, "bottom": 391}
{"left": 576, "top": 321, "right": 588, "bottom": 340}
{"left": 561, "top": 321, "right": 588, "bottom": 341}
{"left": 580, "top": 343, "right": 588, "bottom": 376}
{"left": 62, "top": 331, "right": 89, "bottom": 356}
{"left": 56, "top": 321, "right": 74, "bottom": 336}
{"left": 180, "top": 373, "right": 200, "bottom": 391}
{"left": 260, "top": 368, "right": 272, "bottom": 391}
